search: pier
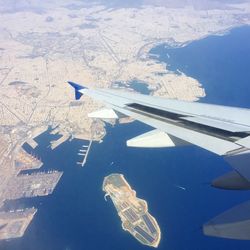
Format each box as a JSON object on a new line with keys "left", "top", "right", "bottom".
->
{"left": 50, "top": 134, "right": 70, "bottom": 150}
{"left": 4, "top": 171, "right": 63, "bottom": 199}
{"left": 77, "top": 140, "right": 92, "bottom": 167}
{"left": 0, "top": 208, "right": 37, "bottom": 240}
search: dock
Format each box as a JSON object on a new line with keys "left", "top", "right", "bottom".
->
{"left": 4, "top": 171, "right": 63, "bottom": 199}
{"left": 0, "top": 208, "right": 37, "bottom": 240}
{"left": 77, "top": 140, "right": 92, "bottom": 167}
{"left": 50, "top": 134, "right": 70, "bottom": 150}
{"left": 26, "top": 138, "right": 38, "bottom": 149}
{"left": 15, "top": 148, "right": 42, "bottom": 172}
{"left": 0, "top": 146, "right": 63, "bottom": 242}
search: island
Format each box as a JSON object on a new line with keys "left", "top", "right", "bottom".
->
{"left": 103, "top": 174, "right": 161, "bottom": 248}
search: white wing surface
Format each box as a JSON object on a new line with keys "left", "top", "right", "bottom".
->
{"left": 68, "top": 82, "right": 250, "bottom": 189}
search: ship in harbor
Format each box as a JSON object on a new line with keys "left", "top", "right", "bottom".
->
{"left": 103, "top": 174, "right": 161, "bottom": 248}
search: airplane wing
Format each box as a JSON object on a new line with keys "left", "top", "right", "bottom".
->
{"left": 68, "top": 81, "right": 250, "bottom": 190}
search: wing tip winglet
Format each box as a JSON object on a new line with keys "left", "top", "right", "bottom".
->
{"left": 67, "top": 81, "right": 87, "bottom": 100}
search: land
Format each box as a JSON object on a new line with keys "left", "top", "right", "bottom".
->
{"left": 0, "top": 208, "right": 37, "bottom": 240}
{"left": 0, "top": 1, "right": 250, "bottom": 149}
{"left": 103, "top": 174, "right": 161, "bottom": 247}
{"left": 0, "top": 0, "right": 250, "bottom": 241}
{"left": 0, "top": 142, "right": 62, "bottom": 240}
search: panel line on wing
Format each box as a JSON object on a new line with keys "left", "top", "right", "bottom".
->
{"left": 110, "top": 105, "right": 241, "bottom": 155}
{"left": 125, "top": 103, "right": 249, "bottom": 143}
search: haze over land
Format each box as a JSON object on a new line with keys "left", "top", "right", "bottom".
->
{"left": 0, "top": 0, "right": 249, "bottom": 143}
{"left": 0, "top": 0, "right": 249, "bottom": 240}
{"left": 89, "top": 0, "right": 250, "bottom": 9}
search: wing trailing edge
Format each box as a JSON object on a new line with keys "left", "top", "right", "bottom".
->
{"left": 181, "top": 116, "right": 250, "bottom": 133}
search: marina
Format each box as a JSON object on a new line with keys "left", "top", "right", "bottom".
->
{"left": 77, "top": 140, "right": 92, "bottom": 167}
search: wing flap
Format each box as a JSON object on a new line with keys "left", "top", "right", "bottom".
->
{"left": 236, "top": 136, "right": 250, "bottom": 148}
{"left": 181, "top": 116, "right": 250, "bottom": 132}
{"left": 126, "top": 129, "right": 188, "bottom": 148}
{"left": 88, "top": 108, "right": 119, "bottom": 119}
{"left": 112, "top": 105, "right": 242, "bottom": 155}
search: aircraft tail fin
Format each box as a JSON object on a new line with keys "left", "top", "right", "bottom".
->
{"left": 68, "top": 81, "right": 87, "bottom": 100}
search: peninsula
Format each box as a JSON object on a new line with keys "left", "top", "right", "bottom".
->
{"left": 103, "top": 174, "right": 161, "bottom": 248}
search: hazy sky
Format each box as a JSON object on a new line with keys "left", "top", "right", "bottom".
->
{"left": 89, "top": 0, "right": 249, "bottom": 8}
{"left": 0, "top": 0, "right": 249, "bottom": 13}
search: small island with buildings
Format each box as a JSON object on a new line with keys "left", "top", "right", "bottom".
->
{"left": 103, "top": 173, "right": 161, "bottom": 248}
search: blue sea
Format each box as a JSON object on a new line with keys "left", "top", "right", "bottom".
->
{"left": 2, "top": 26, "right": 250, "bottom": 250}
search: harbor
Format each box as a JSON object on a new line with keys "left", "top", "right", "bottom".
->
{"left": 0, "top": 145, "right": 63, "bottom": 241}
